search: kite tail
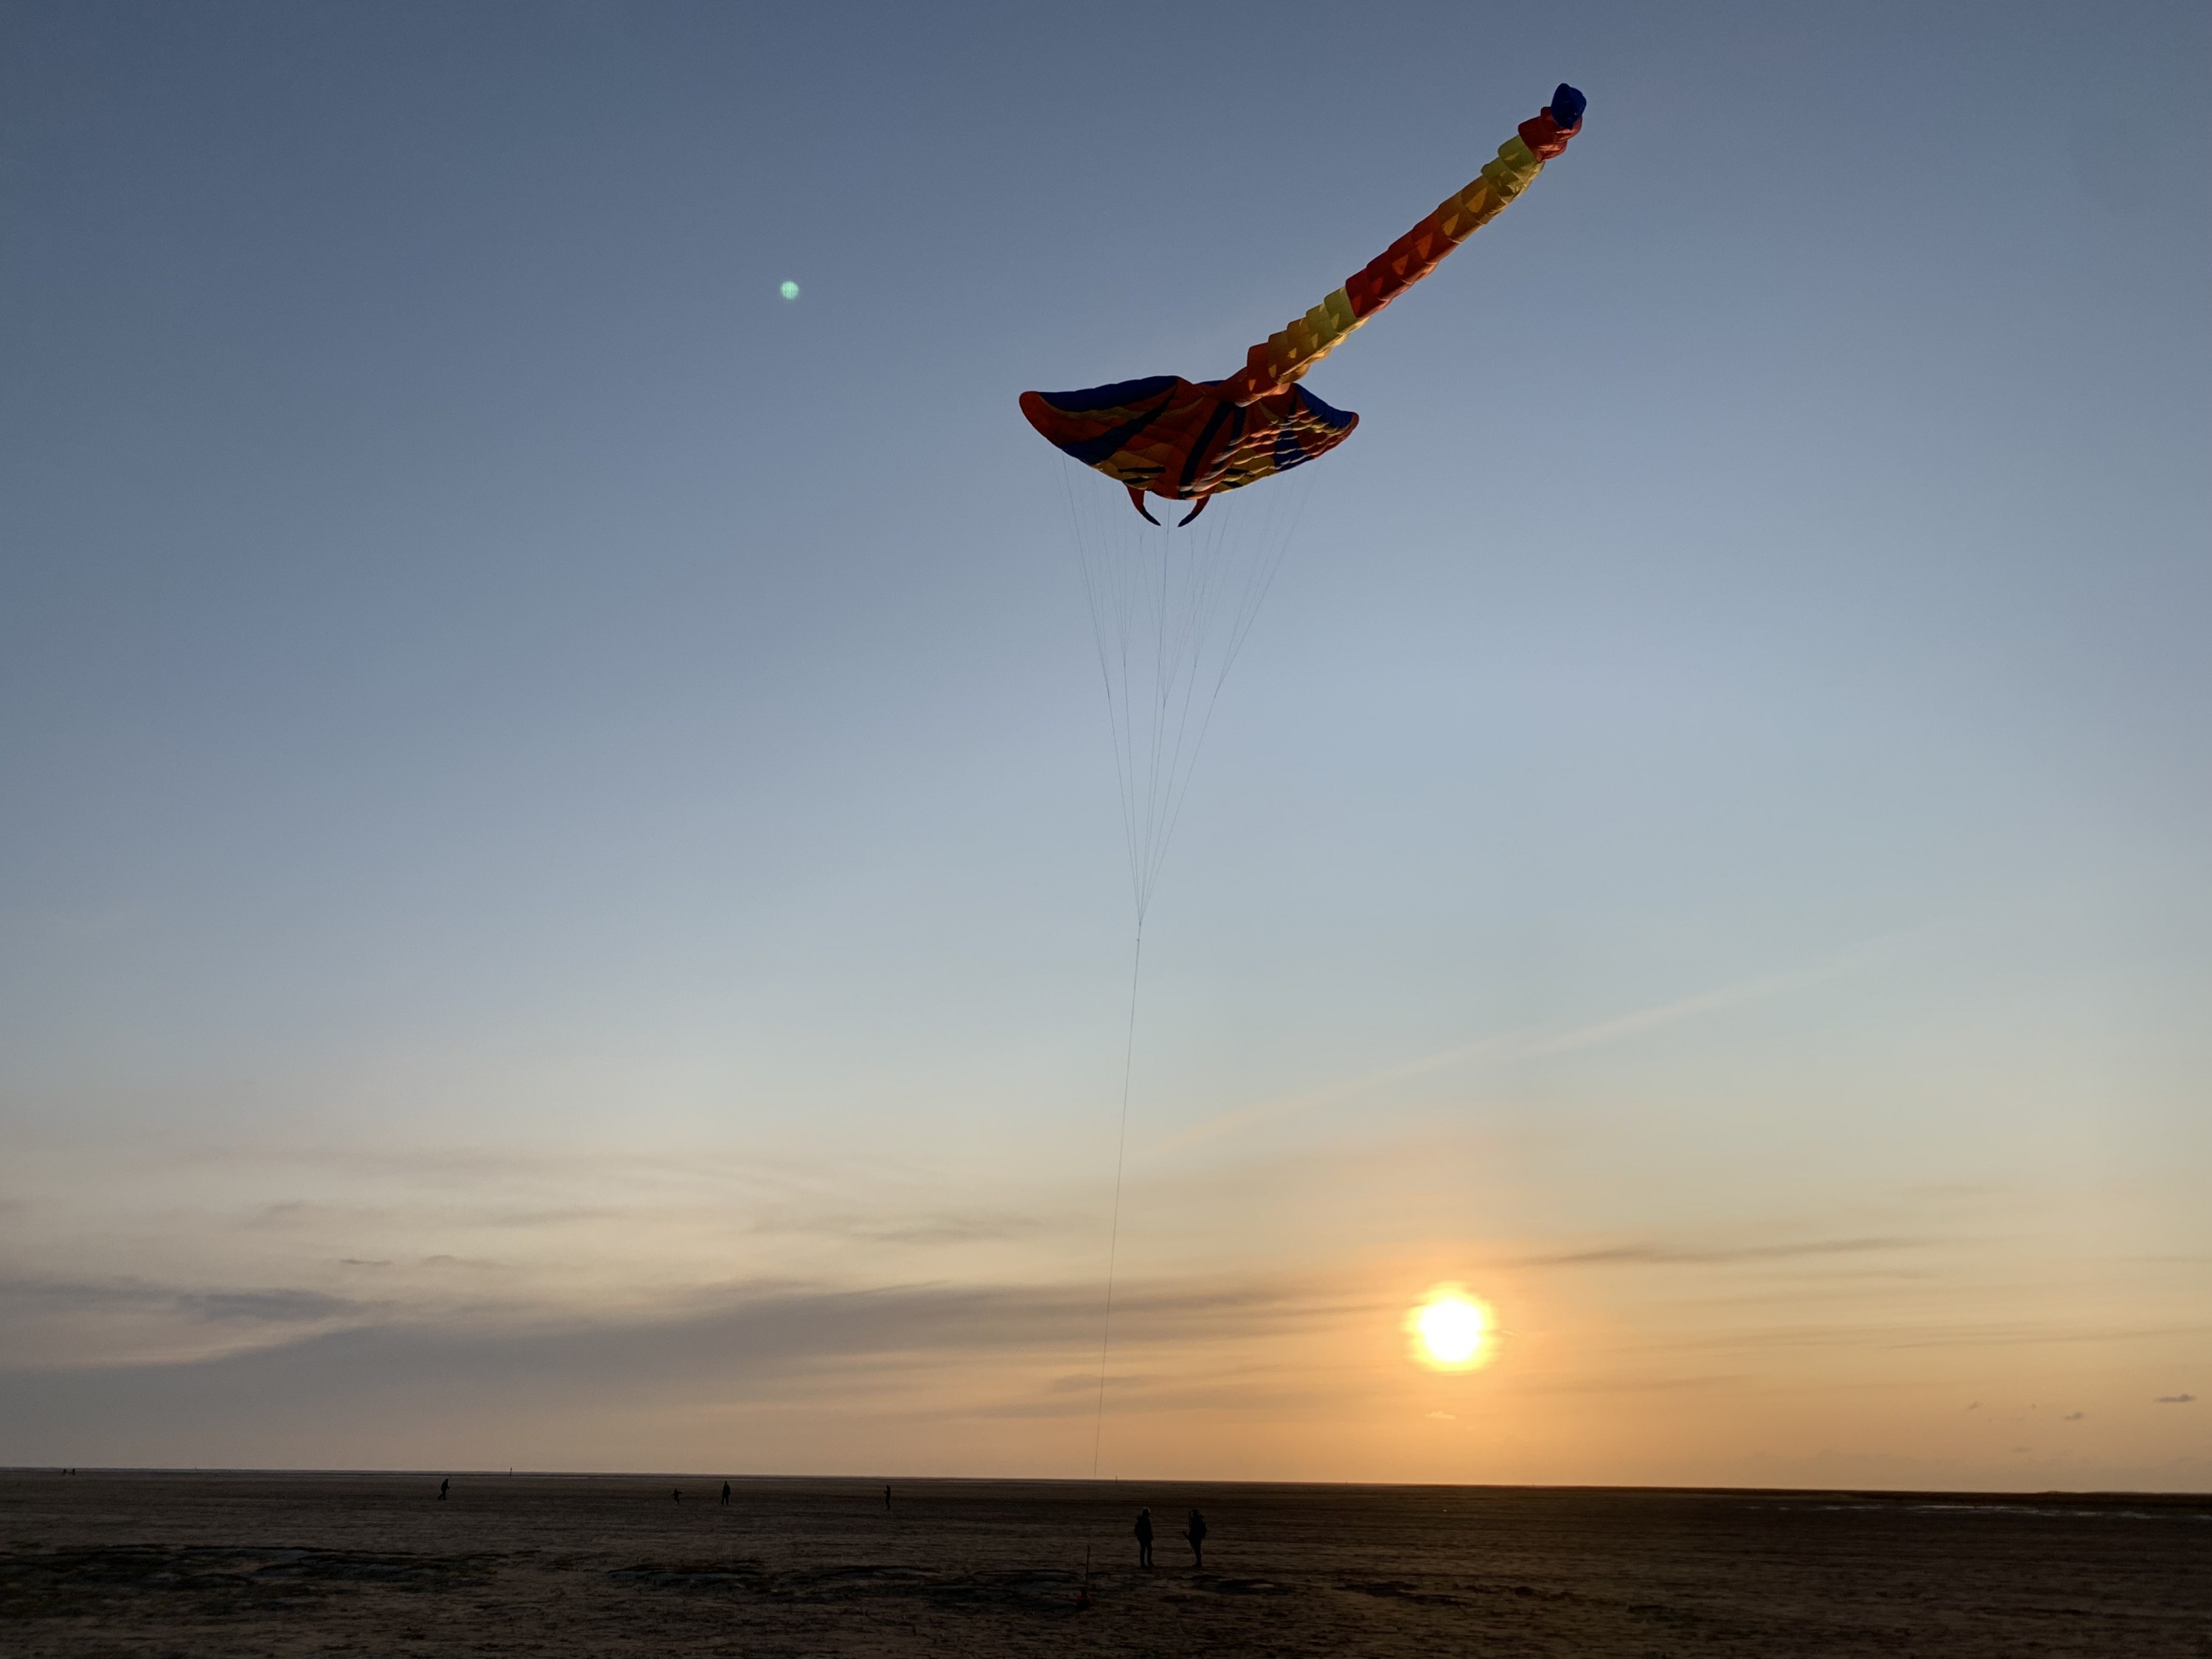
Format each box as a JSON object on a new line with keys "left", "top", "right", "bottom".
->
{"left": 1220, "top": 83, "right": 1586, "bottom": 405}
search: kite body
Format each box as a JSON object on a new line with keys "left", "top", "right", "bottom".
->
{"left": 1021, "top": 86, "right": 1585, "bottom": 520}
{"left": 1018, "top": 377, "right": 1357, "bottom": 513}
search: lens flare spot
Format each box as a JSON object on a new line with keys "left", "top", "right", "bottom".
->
{"left": 1407, "top": 1287, "right": 1492, "bottom": 1371}
{"left": 779, "top": 280, "right": 801, "bottom": 300}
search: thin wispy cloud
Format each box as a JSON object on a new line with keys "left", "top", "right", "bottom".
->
{"left": 744, "top": 1210, "right": 1047, "bottom": 1247}
{"left": 1510, "top": 1236, "right": 1935, "bottom": 1269}
{"left": 0, "top": 1271, "right": 1349, "bottom": 1408}
{"left": 0, "top": 1276, "right": 372, "bottom": 1325}
{"left": 1155, "top": 930, "right": 1923, "bottom": 1153}
{"left": 1519, "top": 1372, "right": 1742, "bottom": 1397}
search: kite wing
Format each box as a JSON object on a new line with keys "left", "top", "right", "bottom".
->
{"left": 1020, "top": 85, "right": 1585, "bottom": 508}
{"left": 1017, "top": 375, "right": 1359, "bottom": 513}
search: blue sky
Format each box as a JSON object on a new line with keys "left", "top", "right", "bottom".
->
{"left": 2, "top": 0, "right": 2208, "bottom": 1485}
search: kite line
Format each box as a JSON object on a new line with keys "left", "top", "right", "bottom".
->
{"left": 1031, "top": 84, "right": 1589, "bottom": 1478}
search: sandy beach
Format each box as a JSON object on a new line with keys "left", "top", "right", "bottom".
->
{"left": 4, "top": 1470, "right": 2207, "bottom": 1656}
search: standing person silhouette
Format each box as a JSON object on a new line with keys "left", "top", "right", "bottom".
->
{"left": 1133, "top": 1507, "right": 1155, "bottom": 1568}
{"left": 1184, "top": 1509, "right": 1207, "bottom": 1569}
{"left": 883, "top": 1484, "right": 892, "bottom": 1512}
{"left": 672, "top": 1487, "right": 682, "bottom": 1503}
{"left": 720, "top": 1481, "right": 731, "bottom": 1507}
{"left": 437, "top": 1478, "right": 448, "bottom": 1501}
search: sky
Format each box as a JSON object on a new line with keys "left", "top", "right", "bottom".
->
{"left": 2, "top": 0, "right": 2208, "bottom": 1489}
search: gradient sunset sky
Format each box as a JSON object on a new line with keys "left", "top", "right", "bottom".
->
{"left": 3, "top": 0, "right": 2208, "bottom": 1488}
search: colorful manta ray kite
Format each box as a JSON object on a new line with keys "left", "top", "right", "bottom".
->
{"left": 1021, "top": 85, "right": 1586, "bottom": 524}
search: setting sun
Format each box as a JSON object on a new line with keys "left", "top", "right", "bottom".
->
{"left": 1408, "top": 1287, "right": 1492, "bottom": 1371}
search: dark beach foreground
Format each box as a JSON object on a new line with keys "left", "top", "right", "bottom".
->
{"left": 4, "top": 1470, "right": 2208, "bottom": 1656}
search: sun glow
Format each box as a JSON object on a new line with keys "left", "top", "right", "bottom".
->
{"left": 1408, "top": 1286, "right": 1492, "bottom": 1371}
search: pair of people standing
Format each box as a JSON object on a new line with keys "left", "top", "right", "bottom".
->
{"left": 1133, "top": 1506, "right": 1206, "bottom": 1568}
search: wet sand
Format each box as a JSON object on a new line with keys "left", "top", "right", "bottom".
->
{"left": 4, "top": 1470, "right": 2208, "bottom": 1656}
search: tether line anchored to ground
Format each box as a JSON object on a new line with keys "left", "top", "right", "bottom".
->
{"left": 1063, "top": 465, "right": 1312, "bottom": 1481}
{"left": 1091, "top": 920, "right": 1142, "bottom": 1478}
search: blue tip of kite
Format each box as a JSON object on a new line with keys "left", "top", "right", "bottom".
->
{"left": 1551, "top": 83, "right": 1587, "bottom": 128}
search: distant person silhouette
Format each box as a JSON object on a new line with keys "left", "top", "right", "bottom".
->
{"left": 1133, "top": 1507, "right": 1155, "bottom": 1568}
{"left": 672, "top": 1487, "right": 682, "bottom": 1502}
{"left": 721, "top": 1481, "right": 731, "bottom": 1507}
{"left": 1184, "top": 1509, "right": 1207, "bottom": 1568}
{"left": 883, "top": 1484, "right": 892, "bottom": 1511}
{"left": 438, "top": 1479, "right": 448, "bottom": 1501}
